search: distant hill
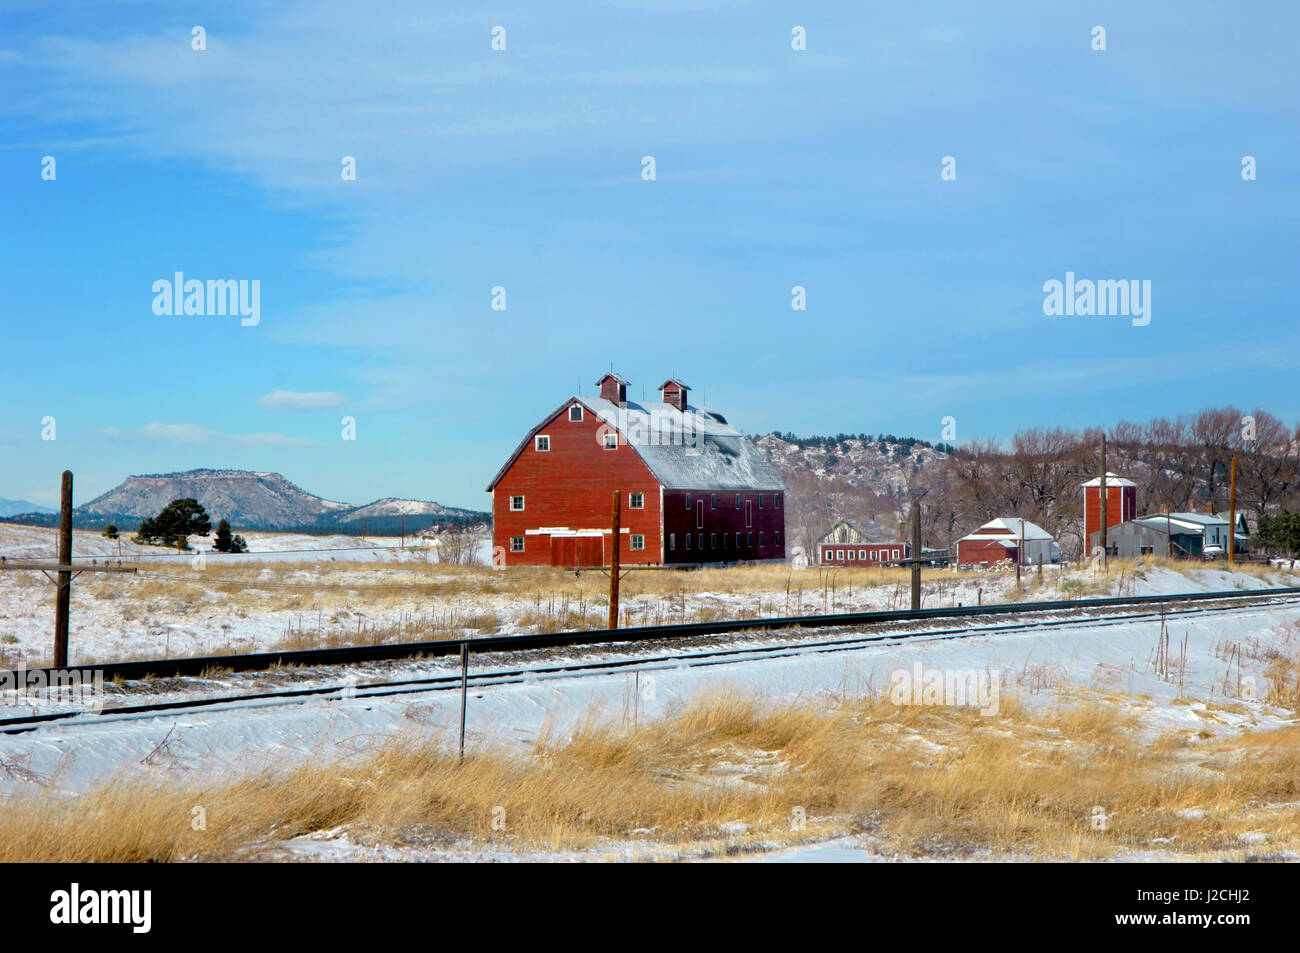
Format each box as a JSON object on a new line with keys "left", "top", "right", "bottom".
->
{"left": 756, "top": 432, "right": 952, "bottom": 495}
{"left": 0, "top": 497, "right": 54, "bottom": 518}
{"left": 1, "top": 469, "right": 487, "bottom": 534}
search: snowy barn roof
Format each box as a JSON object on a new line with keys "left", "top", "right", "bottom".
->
{"left": 960, "top": 518, "right": 1055, "bottom": 542}
{"left": 486, "top": 395, "right": 786, "bottom": 492}
{"left": 1080, "top": 473, "right": 1137, "bottom": 488}
{"left": 581, "top": 396, "right": 785, "bottom": 491}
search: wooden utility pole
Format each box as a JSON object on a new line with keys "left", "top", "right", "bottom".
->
{"left": 1228, "top": 456, "right": 1238, "bottom": 565}
{"left": 1016, "top": 518, "right": 1024, "bottom": 589}
{"left": 0, "top": 470, "right": 136, "bottom": 667}
{"left": 608, "top": 489, "right": 621, "bottom": 629}
{"left": 458, "top": 642, "right": 469, "bottom": 763}
{"left": 1098, "top": 435, "right": 1109, "bottom": 570}
{"left": 909, "top": 499, "right": 921, "bottom": 610}
{"left": 54, "top": 470, "right": 73, "bottom": 667}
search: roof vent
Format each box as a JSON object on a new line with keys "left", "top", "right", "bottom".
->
{"left": 597, "top": 372, "right": 627, "bottom": 405}
{"left": 659, "top": 378, "right": 690, "bottom": 412}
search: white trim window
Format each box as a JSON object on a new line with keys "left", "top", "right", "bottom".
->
{"left": 509, "top": 495, "right": 525, "bottom": 511}
{"left": 569, "top": 404, "right": 583, "bottom": 422}
{"left": 510, "top": 536, "right": 525, "bottom": 552}
{"left": 534, "top": 435, "right": 550, "bottom": 451}
{"left": 630, "top": 534, "right": 645, "bottom": 551}
{"left": 603, "top": 432, "right": 618, "bottom": 450}
{"left": 629, "top": 492, "right": 644, "bottom": 509}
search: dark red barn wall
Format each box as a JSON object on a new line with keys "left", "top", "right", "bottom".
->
{"left": 661, "top": 489, "right": 785, "bottom": 564}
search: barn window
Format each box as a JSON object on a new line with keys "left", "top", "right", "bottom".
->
{"left": 734, "top": 494, "right": 740, "bottom": 508}
{"left": 569, "top": 405, "right": 583, "bottom": 422}
{"left": 859, "top": 549, "right": 866, "bottom": 560}
{"left": 630, "top": 535, "right": 645, "bottom": 551}
{"left": 748, "top": 533, "right": 753, "bottom": 547}
{"left": 892, "top": 549, "right": 899, "bottom": 559}
{"left": 846, "top": 548, "right": 853, "bottom": 560}
{"left": 685, "top": 494, "right": 691, "bottom": 508}
{"left": 510, "top": 536, "right": 525, "bottom": 552}
{"left": 759, "top": 532, "right": 765, "bottom": 546}
{"left": 534, "top": 435, "right": 550, "bottom": 451}
{"left": 711, "top": 493, "right": 717, "bottom": 509}
{"left": 698, "top": 533, "right": 704, "bottom": 550}
{"left": 603, "top": 432, "right": 618, "bottom": 450}
{"left": 736, "top": 532, "right": 742, "bottom": 547}
{"left": 685, "top": 534, "right": 692, "bottom": 550}
{"left": 669, "top": 533, "right": 675, "bottom": 550}
{"left": 775, "top": 532, "right": 781, "bottom": 546}
{"left": 629, "top": 492, "right": 644, "bottom": 509}
{"left": 711, "top": 533, "right": 717, "bottom": 548}
{"left": 759, "top": 494, "right": 765, "bottom": 508}
{"left": 510, "top": 496, "right": 524, "bottom": 511}
{"left": 775, "top": 494, "right": 781, "bottom": 509}
{"left": 723, "top": 534, "right": 728, "bottom": 548}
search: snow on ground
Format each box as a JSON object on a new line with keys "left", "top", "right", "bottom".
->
{"left": 3, "top": 521, "right": 1299, "bottom": 860}
{"left": 1, "top": 594, "right": 1296, "bottom": 799}
{"left": 5, "top": 522, "right": 1298, "bottom": 668}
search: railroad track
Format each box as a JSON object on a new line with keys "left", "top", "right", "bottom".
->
{"left": 2, "top": 588, "right": 1297, "bottom": 736}
{"left": 11, "top": 585, "right": 1300, "bottom": 683}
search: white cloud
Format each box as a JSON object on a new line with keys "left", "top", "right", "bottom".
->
{"left": 94, "top": 422, "right": 314, "bottom": 447}
{"left": 257, "top": 389, "right": 350, "bottom": 410}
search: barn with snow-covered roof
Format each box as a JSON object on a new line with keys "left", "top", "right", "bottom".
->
{"left": 956, "top": 518, "right": 1059, "bottom": 567}
{"left": 486, "top": 374, "right": 787, "bottom": 566}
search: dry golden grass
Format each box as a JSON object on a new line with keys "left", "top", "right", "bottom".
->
{"left": 3, "top": 688, "right": 1296, "bottom": 862}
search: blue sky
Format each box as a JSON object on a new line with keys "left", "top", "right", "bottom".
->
{"left": 2, "top": 1, "right": 1297, "bottom": 510}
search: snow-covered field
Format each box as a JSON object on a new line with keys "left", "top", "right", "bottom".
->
{"left": 3, "top": 523, "right": 1297, "bottom": 668}
{"left": 3, "top": 522, "right": 1298, "bottom": 862}
{"left": 1, "top": 580, "right": 1298, "bottom": 861}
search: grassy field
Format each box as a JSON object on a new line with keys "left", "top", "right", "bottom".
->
{"left": 2, "top": 687, "right": 1296, "bottom": 862}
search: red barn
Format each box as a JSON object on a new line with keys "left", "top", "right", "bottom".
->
{"left": 1081, "top": 473, "right": 1137, "bottom": 556}
{"left": 486, "top": 374, "right": 787, "bottom": 567}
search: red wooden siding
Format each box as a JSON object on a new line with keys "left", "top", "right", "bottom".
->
{"left": 1083, "top": 485, "right": 1136, "bottom": 555}
{"left": 820, "top": 542, "right": 908, "bottom": 566}
{"left": 956, "top": 538, "right": 1017, "bottom": 565}
{"left": 492, "top": 403, "right": 662, "bottom": 566}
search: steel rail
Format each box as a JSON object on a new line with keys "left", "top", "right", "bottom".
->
{"left": 2, "top": 592, "right": 1296, "bottom": 735}
{"left": 5, "top": 585, "right": 1300, "bottom": 684}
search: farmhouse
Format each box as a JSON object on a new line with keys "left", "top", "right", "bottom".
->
{"left": 818, "top": 519, "right": 909, "bottom": 566}
{"left": 486, "top": 374, "right": 786, "bottom": 566}
{"left": 957, "top": 518, "right": 1059, "bottom": 567}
